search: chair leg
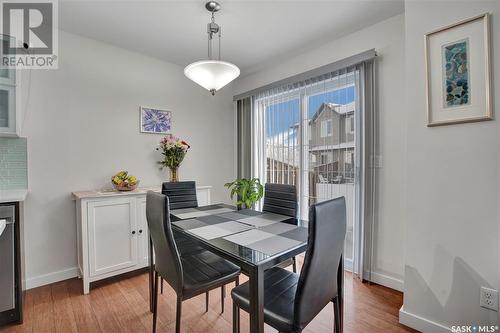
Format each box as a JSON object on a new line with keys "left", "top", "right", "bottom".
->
{"left": 292, "top": 256, "right": 297, "bottom": 273}
{"left": 152, "top": 272, "right": 159, "bottom": 333}
{"left": 232, "top": 303, "right": 240, "bottom": 333}
{"left": 205, "top": 291, "right": 209, "bottom": 312}
{"left": 333, "top": 297, "right": 341, "bottom": 333}
{"left": 161, "top": 278, "right": 164, "bottom": 294}
{"left": 221, "top": 285, "right": 225, "bottom": 313}
{"left": 235, "top": 277, "right": 239, "bottom": 287}
{"left": 176, "top": 296, "right": 182, "bottom": 333}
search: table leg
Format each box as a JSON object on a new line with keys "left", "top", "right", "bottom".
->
{"left": 149, "top": 236, "right": 154, "bottom": 313}
{"left": 249, "top": 267, "right": 264, "bottom": 333}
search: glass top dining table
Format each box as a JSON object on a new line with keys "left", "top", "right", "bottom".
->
{"left": 170, "top": 203, "right": 309, "bottom": 267}
{"left": 148, "top": 203, "right": 309, "bottom": 333}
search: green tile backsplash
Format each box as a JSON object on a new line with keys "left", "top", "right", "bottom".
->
{"left": 0, "top": 137, "right": 28, "bottom": 190}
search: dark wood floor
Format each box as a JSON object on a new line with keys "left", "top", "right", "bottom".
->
{"left": 1, "top": 263, "right": 418, "bottom": 333}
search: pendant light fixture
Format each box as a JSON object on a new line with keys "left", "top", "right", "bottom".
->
{"left": 184, "top": 1, "right": 240, "bottom": 95}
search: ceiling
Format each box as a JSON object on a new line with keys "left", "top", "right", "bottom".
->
{"left": 59, "top": 0, "right": 404, "bottom": 76}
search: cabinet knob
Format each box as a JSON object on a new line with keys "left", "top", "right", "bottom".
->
{"left": 139, "top": 229, "right": 143, "bottom": 234}
{"left": 132, "top": 230, "right": 136, "bottom": 235}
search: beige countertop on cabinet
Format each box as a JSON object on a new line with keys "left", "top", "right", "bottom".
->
{"left": 72, "top": 185, "right": 212, "bottom": 200}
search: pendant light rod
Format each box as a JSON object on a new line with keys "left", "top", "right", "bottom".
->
{"left": 206, "top": 2, "right": 221, "bottom": 60}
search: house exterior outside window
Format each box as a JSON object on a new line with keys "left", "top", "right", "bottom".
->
{"left": 308, "top": 101, "right": 355, "bottom": 184}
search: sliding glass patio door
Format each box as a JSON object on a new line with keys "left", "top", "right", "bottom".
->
{"left": 255, "top": 67, "right": 361, "bottom": 270}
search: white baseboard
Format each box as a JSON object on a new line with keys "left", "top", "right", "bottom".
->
{"left": 344, "top": 260, "right": 403, "bottom": 292}
{"left": 399, "top": 306, "right": 450, "bottom": 333}
{"left": 363, "top": 270, "right": 404, "bottom": 292}
{"left": 25, "top": 267, "right": 79, "bottom": 290}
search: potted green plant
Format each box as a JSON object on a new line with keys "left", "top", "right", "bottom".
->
{"left": 224, "top": 178, "right": 264, "bottom": 209}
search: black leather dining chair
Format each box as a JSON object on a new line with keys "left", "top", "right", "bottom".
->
{"left": 231, "top": 197, "right": 346, "bottom": 333}
{"left": 263, "top": 183, "right": 299, "bottom": 272}
{"left": 162, "top": 181, "right": 198, "bottom": 209}
{"left": 146, "top": 192, "right": 241, "bottom": 333}
{"left": 262, "top": 183, "right": 297, "bottom": 217}
{"left": 160, "top": 181, "right": 204, "bottom": 293}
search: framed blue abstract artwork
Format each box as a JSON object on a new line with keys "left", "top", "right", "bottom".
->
{"left": 140, "top": 107, "right": 172, "bottom": 134}
{"left": 425, "top": 13, "right": 492, "bottom": 127}
{"left": 443, "top": 39, "right": 470, "bottom": 108}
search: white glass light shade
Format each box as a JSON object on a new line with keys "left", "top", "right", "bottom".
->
{"left": 184, "top": 60, "right": 240, "bottom": 93}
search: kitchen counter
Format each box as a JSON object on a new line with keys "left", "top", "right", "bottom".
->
{"left": 0, "top": 189, "right": 28, "bottom": 203}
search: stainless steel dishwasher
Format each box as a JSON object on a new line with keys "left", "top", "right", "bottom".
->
{"left": 0, "top": 205, "right": 15, "bottom": 313}
{"left": 0, "top": 203, "right": 22, "bottom": 326}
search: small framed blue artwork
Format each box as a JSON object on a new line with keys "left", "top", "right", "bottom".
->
{"left": 140, "top": 107, "right": 172, "bottom": 134}
{"left": 425, "top": 13, "right": 492, "bottom": 127}
{"left": 443, "top": 38, "right": 470, "bottom": 108}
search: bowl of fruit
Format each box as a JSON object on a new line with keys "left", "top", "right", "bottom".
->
{"left": 111, "top": 171, "right": 139, "bottom": 191}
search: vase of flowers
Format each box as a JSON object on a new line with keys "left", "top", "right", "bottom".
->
{"left": 157, "top": 134, "right": 190, "bottom": 182}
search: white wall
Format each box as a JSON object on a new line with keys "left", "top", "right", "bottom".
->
{"left": 235, "top": 14, "right": 407, "bottom": 290}
{"left": 20, "top": 31, "right": 235, "bottom": 287}
{"left": 402, "top": 1, "right": 500, "bottom": 331}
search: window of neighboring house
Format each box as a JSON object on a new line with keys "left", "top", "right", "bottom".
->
{"left": 344, "top": 150, "right": 353, "bottom": 168}
{"left": 320, "top": 153, "right": 330, "bottom": 165}
{"left": 343, "top": 150, "right": 355, "bottom": 182}
{"left": 320, "top": 119, "right": 332, "bottom": 138}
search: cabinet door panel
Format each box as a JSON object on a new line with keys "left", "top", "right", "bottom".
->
{"left": 137, "top": 197, "right": 149, "bottom": 266}
{"left": 0, "top": 85, "right": 15, "bottom": 133}
{"left": 88, "top": 198, "right": 137, "bottom": 277}
{"left": 0, "top": 36, "right": 15, "bottom": 85}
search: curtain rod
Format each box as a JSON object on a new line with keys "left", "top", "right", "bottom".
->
{"left": 233, "top": 49, "right": 376, "bottom": 101}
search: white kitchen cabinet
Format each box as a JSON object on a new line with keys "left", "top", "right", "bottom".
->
{"left": 0, "top": 35, "right": 18, "bottom": 137}
{"left": 74, "top": 185, "right": 211, "bottom": 294}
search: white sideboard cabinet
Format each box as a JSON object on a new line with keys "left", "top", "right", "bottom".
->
{"left": 73, "top": 186, "right": 211, "bottom": 294}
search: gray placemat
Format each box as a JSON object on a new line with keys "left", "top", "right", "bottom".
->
{"left": 202, "top": 207, "right": 235, "bottom": 215}
{"left": 218, "top": 211, "right": 251, "bottom": 221}
{"left": 223, "top": 229, "right": 275, "bottom": 246}
{"left": 196, "top": 215, "right": 233, "bottom": 225}
{"left": 188, "top": 225, "right": 235, "bottom": 240}
{"left": 171, "top": 207, "right": 198, "bottom": 214}
{"left": 260, "top": 222, "right": 298, "bottom": 235}
{"left": 238, "top": 209, "right": 262, "bottom": 217}
{"left": 278, "top": 227, "right": 309, "bottom": 242}
{"left": 173, "top": 210, "right": 211, "bottom": 219}
{"left": 215, "top": 221, "right": 254, "bottom": 233}
{"left": 258, "top": 212, "right": 291, "bottom": 222}
{"left": 172, "top": 219, "right": 208, "bottom": 230}
{"left": 246, "top": 235, "right": 302, "bottom": 256}
{"left": 237, "top": 216, "right": 279, "bottom": 227}
{"left": 197, "top": 204, "right": 232, "bottom": 211}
